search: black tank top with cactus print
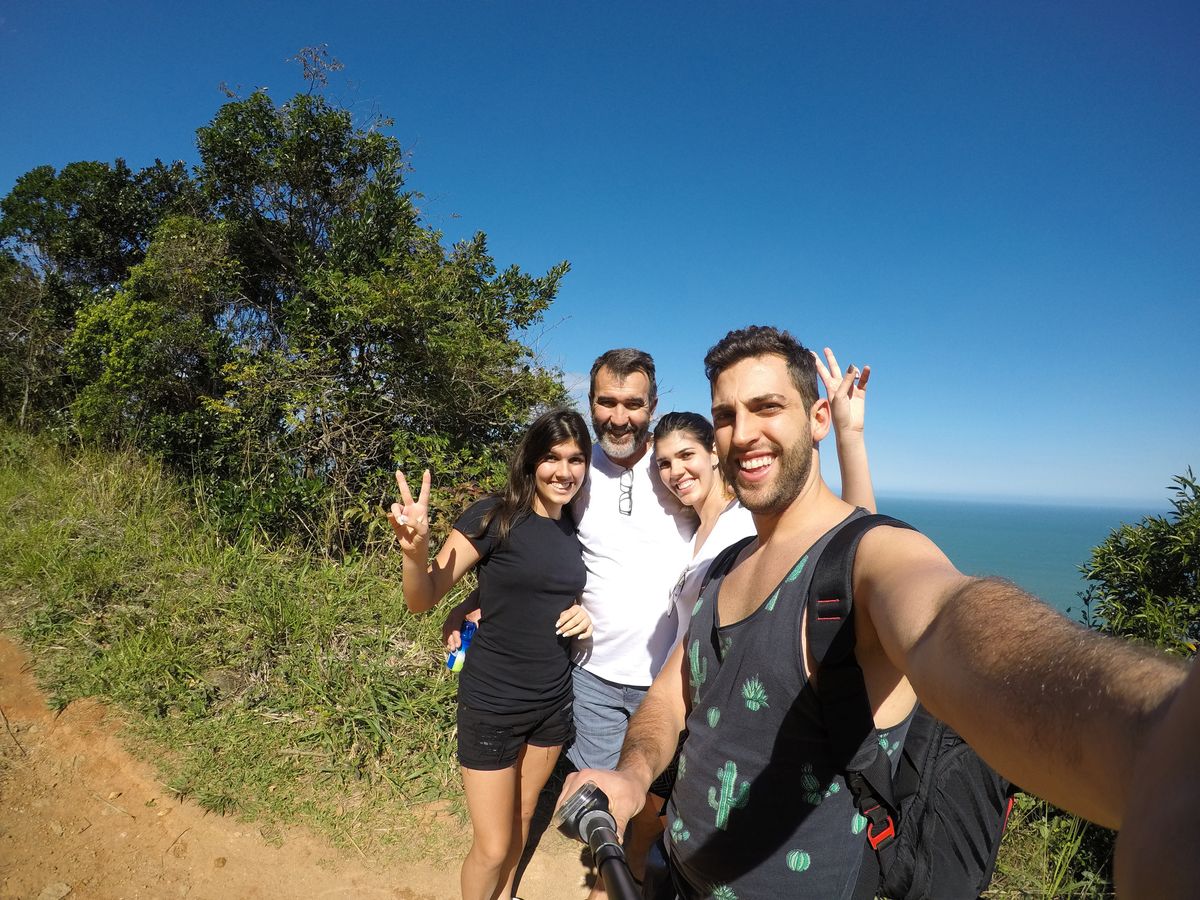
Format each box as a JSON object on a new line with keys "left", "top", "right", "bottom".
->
{"left": 664, "top": 509, "right": 913, "bottom": 900}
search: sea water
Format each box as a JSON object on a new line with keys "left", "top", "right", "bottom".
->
{"left": 875, "top": 496, "right": 1159, "bottom": 620}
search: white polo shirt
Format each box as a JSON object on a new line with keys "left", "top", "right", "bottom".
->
{"left": 572, "top": 445, "right": 696, "bottom": 686}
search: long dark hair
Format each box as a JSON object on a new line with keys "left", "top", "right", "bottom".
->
{"left": 479, "top": 408, "right": 592, "bottom": 542}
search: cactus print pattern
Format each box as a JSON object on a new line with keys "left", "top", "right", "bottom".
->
{"left": 689, "top": 639, "right": 707, "bottom": 704}
{"left": 765, "top": 556, "right": 807, "bottom": 610}
{"left": 786, "top": 850, "right": 812, "bottom": 872}
{"left": 800, "top": 763, "right": 841, "bottom": 805}
{"left": 708, "top": 760, "right": 750, "bottom": 829}
{"left": 671, "top": 816, "right": 691, "bottom": 842}
{"left": 785, "top": 555, "right": 809, "bottom": 582}
{"left": 742, "top": 676, "right": 769, "bottom": 711}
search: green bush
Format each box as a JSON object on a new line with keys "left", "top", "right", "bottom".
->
{"left": 1082, "top": 469, "right": 1199, "bottom": 655}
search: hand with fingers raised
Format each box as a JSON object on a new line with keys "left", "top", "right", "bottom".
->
{"left": 813, "top": 347, "right": 870, "bottom": 437}
{"left": 388, "top": 468, "right": 432, "bottom": 554}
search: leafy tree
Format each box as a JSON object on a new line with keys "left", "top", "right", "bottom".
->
{"left": 1081, "top": 470, "right": 1199, "bottom": 655}
{"left": 184, "top": 68, "right": 569, "bottom": 551}
{"left": 195, "top": 88, "right": 416, "bottom": 338}
{"left": 0, "top": 159, "right": 199, "bottom": 308}
{"left": 0, "top": 252, "right": 66, "bottom": 428}
{"left": 0, "top": 159, "right": 201, "bottom": 428}
{"left": 1, "top": 50, "right": 571, "bottom": 554}
{"left": 66, "top": 216, "right": 236, "bottom": 457}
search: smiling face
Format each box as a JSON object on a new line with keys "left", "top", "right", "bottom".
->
{"left": 711, "top": 354, "right": 826, "bottom": 516}
{"left": 590, "top": 366, "right": 654, "bottom": 462}
{"left": 532, "top": 439, "right": 589, "bottom": 517}
{"left": 654, "top": 431, "right": 720, "bottom": 510}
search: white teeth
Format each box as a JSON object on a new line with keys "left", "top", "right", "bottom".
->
{"left": 740, "top": 457, "right": 772, "bottom": 471}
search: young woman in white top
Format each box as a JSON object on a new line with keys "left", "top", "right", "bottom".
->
{"left": 653, "top": 348, "right": 877, "bottom": 639}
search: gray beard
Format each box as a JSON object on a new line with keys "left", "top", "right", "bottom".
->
{"left": 595, "top": 422, "right": 649, "bottom": 461}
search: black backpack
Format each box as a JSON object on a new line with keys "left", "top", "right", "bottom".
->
{"left": 807, "top": 513, "right": 1018, "bottom": 900}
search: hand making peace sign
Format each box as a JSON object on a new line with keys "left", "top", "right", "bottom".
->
{"left": 388, "top": 468, "right": 432, "bottom": 553}
{"left": 813, "top": 346, "right": 870, "bottom": 436}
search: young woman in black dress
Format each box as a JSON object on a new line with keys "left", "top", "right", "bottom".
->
{"left": 389, "top": 409, "right": 594, "bottom": 900}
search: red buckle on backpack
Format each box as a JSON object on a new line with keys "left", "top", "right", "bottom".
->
{"left": 865, "top": 808, "right": 896, "bottom": 850}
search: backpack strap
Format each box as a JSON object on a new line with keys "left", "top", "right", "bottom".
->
{"left": 699, "top": 535, "right": 756, "bottom": 595}
{"left": 806, "top": 512, "right": 915, "bottom": 898}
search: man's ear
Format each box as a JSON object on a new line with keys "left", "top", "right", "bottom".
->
{"left": 810, "top": 397, "right": 832, "bottom": 443}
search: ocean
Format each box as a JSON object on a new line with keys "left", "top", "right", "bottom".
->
{"left": 875, "top": 496, "right": 1160, "bottom": 620}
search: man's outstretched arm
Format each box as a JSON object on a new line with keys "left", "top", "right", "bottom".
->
{"left": 1115, "top": 657, "right": 1200, "bottom": 898}
{"left": 856, "top": 526, "right": 1188, "bottom": 829}
{"left": 558, "top": 640, "right": 690, "bottom": 834}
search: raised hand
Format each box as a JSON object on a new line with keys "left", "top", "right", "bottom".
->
{"left": 388, "top": 468, "right": 431, "bottom": 553}
{"left": 813, "top": 347, "right": 870, "bottom": 436}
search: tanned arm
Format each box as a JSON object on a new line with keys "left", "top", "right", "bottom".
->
{"left": 1115, "top": 658, "right": 1200, "bottom": 898}
{"left": 855, "top": 526, "right": 1187, "bottom": 829}
{"left": 389, "top": 469, "right": 482, "bottom": 613}
{"left": 833, "top": 414, "right": 874, "bottom": 513}
{"left": 814, "top": 347, "right": 876, "bottom": 513}
{"left": 557, "top": 640, "right": 691, "bottom": 834}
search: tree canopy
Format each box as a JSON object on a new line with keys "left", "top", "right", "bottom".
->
{"left": 0, "top": 54, "right": 570, "bottom": 553}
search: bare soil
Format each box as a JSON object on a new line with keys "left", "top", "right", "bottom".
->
{"left": 0, "top": 636, "right": 591, "bottom": 900}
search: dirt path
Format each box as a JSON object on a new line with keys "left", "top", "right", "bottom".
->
{"left": 0, "top": 636, "right": 591, "bottom": 900}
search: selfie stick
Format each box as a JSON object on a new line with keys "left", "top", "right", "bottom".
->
{"left": 554, "top": 781, "right": 643, "bottom": 900}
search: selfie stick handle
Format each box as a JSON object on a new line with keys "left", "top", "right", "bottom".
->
{"left": 578, "top": 809, "right": 642, "bottom": 900}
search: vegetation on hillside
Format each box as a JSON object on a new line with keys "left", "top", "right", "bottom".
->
{"left": 1, "top": 47, "right": 568, "bottom": 555}
{"left": 0, "top": 431, "right": 465, "bottom": 852}
{"left": 1082, "top": 469, "right": 1199, "bottom": 656}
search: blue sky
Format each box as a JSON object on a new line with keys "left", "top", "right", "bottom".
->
{"left": 2, "top": 2, "right": 1196, "bottom": 507}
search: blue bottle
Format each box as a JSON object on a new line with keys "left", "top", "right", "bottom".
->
{"left": 447, "top": 619, "right": 477, "bottom": 672}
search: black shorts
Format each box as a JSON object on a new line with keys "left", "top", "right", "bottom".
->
{"left": 457, "top": 698, "right": 574, "bottom": 771}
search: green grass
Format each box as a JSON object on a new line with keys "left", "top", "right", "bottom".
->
{"left": 0, "top": 429, "right": 470, "bottom": 857}
{"left": 989, "top": 794, "right": 1114, "bottom": 898}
